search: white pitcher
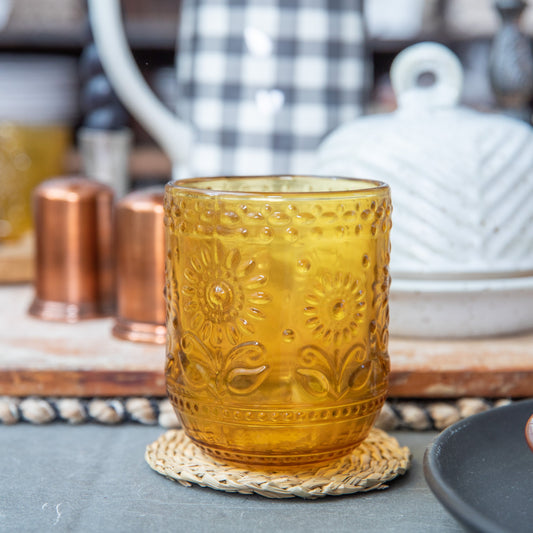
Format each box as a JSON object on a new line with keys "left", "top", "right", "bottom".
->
{"left": 88, "top": 0, "right": 369, "bottom": 178}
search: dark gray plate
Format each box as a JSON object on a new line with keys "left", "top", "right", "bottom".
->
{"left": 424, "top": 399, "right": 533, "bottom": 533}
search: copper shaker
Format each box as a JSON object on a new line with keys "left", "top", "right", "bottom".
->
{"left": 29, "top": 177, "right": 115, "bottom": 322}
{"left": 112, "top": 188, "right": 166, "bottom": 344}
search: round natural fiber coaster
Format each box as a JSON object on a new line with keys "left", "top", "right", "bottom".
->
{"left": 145, "top": 428, "right": 411, "bottom": 499}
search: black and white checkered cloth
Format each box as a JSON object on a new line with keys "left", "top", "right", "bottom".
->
{"left": 176, "top": 0, "right": 370, "bottom": 177}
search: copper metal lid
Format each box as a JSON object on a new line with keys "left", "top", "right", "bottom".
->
{"left": 112, "top": 187, "right": 166, "bottom": 344}
{"left": 28, "top": 177, "right": 115, "bottom": 322}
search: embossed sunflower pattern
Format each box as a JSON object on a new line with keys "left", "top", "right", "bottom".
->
{"left": 181, "top": 241, "right": 270, "bottom": 346}
{"left": 304, "top": 271, "right": 366, "bottom": 345}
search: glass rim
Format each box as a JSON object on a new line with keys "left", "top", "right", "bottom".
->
{"left": 166, "top": 175, "right": 389, "bottom": 198}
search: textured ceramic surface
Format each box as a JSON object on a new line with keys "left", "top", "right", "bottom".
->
{"left": 316, "top": 42, "right": 533, "bottom": 279}
{"left": 164, "top": 176, "right": 391, "bottom": 466}
{"left": 390, "top": 276, "right": 533, "bottom": 338}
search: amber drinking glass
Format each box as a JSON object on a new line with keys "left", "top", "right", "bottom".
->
{"left": 164, "top": 176, "right": 392, "bottom": 467}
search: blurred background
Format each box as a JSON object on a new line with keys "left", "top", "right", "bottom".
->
{"left": 0, "top": 0, "right": 532, "bottom": 281}
{"left": 0, "top": 0, "right": 531, "bottom": 183}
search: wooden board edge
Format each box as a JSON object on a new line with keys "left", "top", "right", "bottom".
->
{"left": 2, "top": 367, "right": 533, "bottom": 398}
{"left": 389, "top": 368, "right": 533, "bottom": 398}
{"left": 0, "top": 369, "right": 167, "bottom": 397}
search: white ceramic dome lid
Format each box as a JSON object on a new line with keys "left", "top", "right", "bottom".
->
{"left": 316, "top": 42, "right": 533, "bottom": 278}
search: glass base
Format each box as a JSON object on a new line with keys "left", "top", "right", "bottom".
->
{"left": 169, "top": 386, "right": 386, "bottom": 467}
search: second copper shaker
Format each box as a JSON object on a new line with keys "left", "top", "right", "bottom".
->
{"left": 29, "top": 177, "right": 115, "bottom": 322}
{"left": 112, "top": 187, "right": 166, "bottom": 344}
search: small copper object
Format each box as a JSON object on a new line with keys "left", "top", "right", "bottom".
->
{"left": 526, "top": 414, "right": 533, "bottom": 452}
{"left": 112, "top": 187, "right": 166, "bottom": 344}
{"left": 29, "top": 177, "right": 115, "bottom": 322}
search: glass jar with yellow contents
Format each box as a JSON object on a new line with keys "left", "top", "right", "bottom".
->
{"left": 0, "top": 55, "right": 78, "bottom": 241}
{"left": 164, "top": 176, "right": 392, "bottom": 467}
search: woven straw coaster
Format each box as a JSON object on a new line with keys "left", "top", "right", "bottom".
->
{"left": 145, "top": 428, "right": 411, "bottom": 499}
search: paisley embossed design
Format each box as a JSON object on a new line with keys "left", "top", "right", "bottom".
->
{"left": 175, "top": 332, "right": 270, "bottom": 398}
{"left": 180, "top": 240, "right": 270, "bottom": 346}
{"left": 304, "top": 271, "right": 366, "bottom": 345}
{"left": 295, "top": 343, "right": 374, "bottom": 400}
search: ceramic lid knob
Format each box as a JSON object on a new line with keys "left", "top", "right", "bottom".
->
{"left": 390, "top": 41, "right": 463, "bottom": 110}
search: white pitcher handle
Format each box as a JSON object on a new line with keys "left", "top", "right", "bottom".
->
{"left": 88, "top": 0, "right": 193, "bottom": 171}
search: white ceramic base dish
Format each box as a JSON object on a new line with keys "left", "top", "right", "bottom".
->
{"left": 389, "top": 276, "right": 533, "bottom": 338}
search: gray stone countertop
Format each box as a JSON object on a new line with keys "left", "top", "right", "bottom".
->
{"left": 0, "top": 424, "right": 463, "bottom": 533}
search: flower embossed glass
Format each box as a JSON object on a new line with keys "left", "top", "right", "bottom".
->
{"left": 164, "top": 176, "right": 392, "bottom": 467}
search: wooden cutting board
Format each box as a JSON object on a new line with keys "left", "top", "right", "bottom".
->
{"left": 1, "top": 285, "right": 532, "bottom": 398}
